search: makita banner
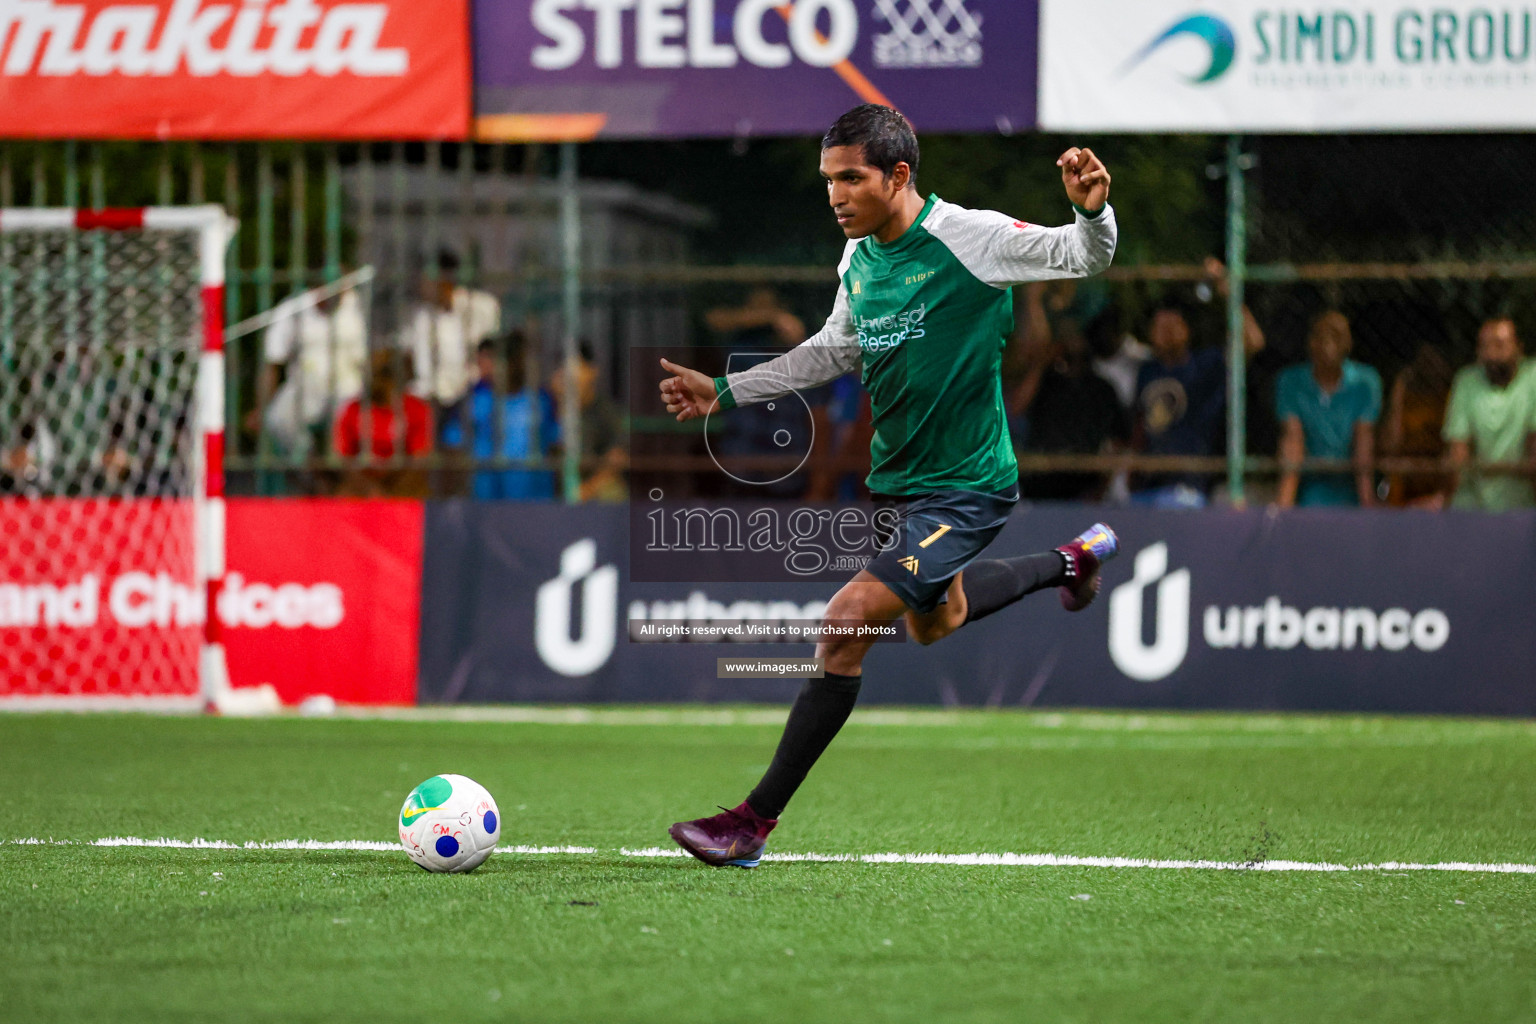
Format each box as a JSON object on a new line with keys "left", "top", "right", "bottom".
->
{"left": 421, "top": 501, "right": 1536, "bottom": 714}
{"left": 0, "top": 0, "right": 471, "bottom": 139}
{"left": 1041, "top": 1, "right": 1536, "bottom": 131}
{"left": 472, "top": 0, "right": 1036, "bottom": 140}
{"left": 0, "top": 498, "right": 422, "bottom": 704}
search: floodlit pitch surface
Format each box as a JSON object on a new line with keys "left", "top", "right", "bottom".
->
{"left": 2, "top": 710, "right": 1534, "bottom": 1023}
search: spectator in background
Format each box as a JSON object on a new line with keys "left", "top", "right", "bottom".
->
{"left": 1440, "top": 317, "right": 1536, "bottom": 512}
{"left": 549, "top": 342, "right": 628, "bottom": 503}
{"left": 705, "top": 286, "right": 805, "bottom": 348}
{"left": 1274, "top": 310, "right": 1381, "bottom": 508}
{"left": 442, "top": 334, "right": 558, "bottom": 500}
{"left": 707, "top": 288, "right": 841, "bottom": 501}
{"left": 333, "top": 350, "right": 432, "bottom": 498}
{"left": 253, "top": 285, "right": 367, "bottom": 457}
{"left": 1009, "top": 310, "right": 1128, "bottom": 502}
{"left": 1, "top": 417, "right": 56, "bottom": 496}
{"left": 1381, "top": 341, "right": 1453, "bottom": 506}
{"left": 403, "top": 249, "right": 501, "bottom": 424}
{"left": 1092, "top": 319, "right": 1151, "bottom": 415}
{"left": 1130, "top": 286, "right": 1265, "bottom": 507}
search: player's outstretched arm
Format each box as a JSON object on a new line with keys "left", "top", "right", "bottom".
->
{"left": 659, "top": 359, "right": 720, "bottom": 422}
{"left": 937, "top": 149, "right": 1117, "bottom": 288}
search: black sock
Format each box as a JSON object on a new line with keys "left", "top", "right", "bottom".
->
{"left": 746, "top": 671, "right": 862, "bottom": 820}
{"left": 961, "top": 552, "right": 1070, "bottom": 624}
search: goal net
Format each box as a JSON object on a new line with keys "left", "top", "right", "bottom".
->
{"left": 0, "top": 207, "right": 232, "bottom": 709}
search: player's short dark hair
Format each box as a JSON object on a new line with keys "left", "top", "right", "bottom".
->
{"left": 822, "top": 104, "right": 919, "bottom": 185}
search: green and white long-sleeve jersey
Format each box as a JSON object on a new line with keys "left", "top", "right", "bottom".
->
{"left": 713, "top": 194, "right": 1118, "bottom": 495}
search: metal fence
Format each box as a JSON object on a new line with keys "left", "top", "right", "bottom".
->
{"left": 3, "top": 134, "right": 1534, "bottom": 509}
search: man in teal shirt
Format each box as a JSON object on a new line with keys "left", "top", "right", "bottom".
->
{"left": 1275, "top": 310, "right": 1382, "bottom": 507}
{"left": 1442, "top": 317, "right": 1536, "bottom": 512}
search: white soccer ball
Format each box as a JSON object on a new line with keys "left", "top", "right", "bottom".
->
{"left": 398, "top": 774, "right": 501, "bottom": 873}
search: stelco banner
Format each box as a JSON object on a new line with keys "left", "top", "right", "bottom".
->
{"left": 472, "top": 0, "right": 1036, "bottom": 139}
{"left": 1040, "top": 1, "right": 1536, "bottom": 131}
{"left": 421, "top": 502, "right": 1536, "bottom": 715}
{"left": 0, "top": 0, "right": 472, "bottom": 139}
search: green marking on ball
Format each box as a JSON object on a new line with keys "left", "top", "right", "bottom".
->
{"left": 400, "top": 775, "right": 454, "bottom": 826}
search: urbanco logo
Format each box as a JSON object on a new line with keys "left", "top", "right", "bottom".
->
{"left": 1120, "top": 12, "right": 1237, "bottom": 84}
{"left": 535, "top": 539, "right": 618, "bottom": 677}
{"left": 1107, "top": 543, "right": 1191, "bottom": 683}
{"left": 1106, "top": 541, "right": 1454, "bottom": 685}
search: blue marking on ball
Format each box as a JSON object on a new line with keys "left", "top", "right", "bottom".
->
{"left": 483, "top": 810, "right": 498, "bottom": 834}
{"left": 435, "top": 835, "right": 460, "bottom": 859}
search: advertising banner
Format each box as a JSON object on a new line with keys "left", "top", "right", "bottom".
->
{"left": 421, "top": 501, "right": 1536, "bottom": 715}
{"left": 225, "top": 499, "right": 423, "bottom": 705}
{"left": 472, "top": 0, "right": 1036, "bottom": 140}
{"left": 0, "top": 499, "right": 200, "bottom": 698}
{"left": 0, "top": 498, "right": 423, "bottom": 704}
{"left": 1039, "top": 1, "right": 1536, "bottom": 131}
{"left": 0, "top": 0, "right": 471, "bottom": 139}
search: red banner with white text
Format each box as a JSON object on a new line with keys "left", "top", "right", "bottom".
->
{"left": 224, "top": 499, "right": 422, "bottom": 705}
{"left": 0, "top": 0, "right": 470, "bottom": 139}
{"left": 0, "top": 499, "right": 200, "bottom": 698}
{"left": 0, "top": 498, "right": 423, "bottom": 704}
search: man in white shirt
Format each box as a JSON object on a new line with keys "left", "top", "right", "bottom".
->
{"left": 402, "top": 251, "right": 502, "bottom": 412}
{"left": 258, "top": 288, "right": 368, "bottom": 456}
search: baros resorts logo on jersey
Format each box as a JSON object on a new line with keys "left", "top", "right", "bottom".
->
{"left": 1119, "top": 12, "right": 1237, "bottom": 83}
{"left": 1107, "top": 542, "right": 1452, "bottom": 683}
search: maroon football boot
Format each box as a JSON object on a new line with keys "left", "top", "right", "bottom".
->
{"left": 668, "top": 802, "right": 777, "bottom": 868}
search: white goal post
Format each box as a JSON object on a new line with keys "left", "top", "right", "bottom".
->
{"left": 0, "top": 206, "right": 236, "bottom": 711}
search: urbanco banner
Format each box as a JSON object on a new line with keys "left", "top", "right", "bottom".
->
{"left": 0, "top": 0, "right": 471, "bottom": 139}
{"left": 1040, "top": 1, "right": 1536, "bottom": 131}
{"left": 419, "top": 501, "right": 1536, "bottom": 715}
{"left": 472, "top": 0, "right": 1036, "bottom": 140}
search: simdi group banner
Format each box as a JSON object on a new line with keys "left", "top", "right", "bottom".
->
{"left": 1040, "top": 0, "right": 1536, "bottom": 131}
{"left": 421, "top": 501, "right": 1536, "bottom": 715}
{"left": 472, "top": 0, "right": 1037, "bottom": 140}
{"left": 0, "top": 0, "right": 471, "bottom": 139}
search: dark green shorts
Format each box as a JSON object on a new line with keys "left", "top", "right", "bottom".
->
{"left": 864, "top": 486, "right": 1019, "bottom": 614}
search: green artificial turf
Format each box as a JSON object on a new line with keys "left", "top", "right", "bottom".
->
{"left": 1, "top": 709, "right": 1534, "bottom": 1023}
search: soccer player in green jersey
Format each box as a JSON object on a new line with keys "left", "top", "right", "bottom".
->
{"left": 658, "top": 104, "right": 1122, "bottom": 868}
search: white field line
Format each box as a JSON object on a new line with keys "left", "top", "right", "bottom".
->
{"left": 4, "top": 837, "right": 1534, "bottom": 874}
{"left": 328, "top": 706, "right": 1536, "bottom": 738}
{"left": 4, "top": 701, "right": 1533, "bottom": 740}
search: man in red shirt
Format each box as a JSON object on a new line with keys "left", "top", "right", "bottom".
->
{"left": 333, "top": 351, "right": 432, "bottom": 496}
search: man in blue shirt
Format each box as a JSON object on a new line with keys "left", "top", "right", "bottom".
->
{"left": 1274, "top": 310, "right": 1382, "bottom": 507}
{"left": 1130, "top": 295, "right": 1264, "bottom": 507}
{"left": 442, "top": 337, "right": 558, "bottom": 500}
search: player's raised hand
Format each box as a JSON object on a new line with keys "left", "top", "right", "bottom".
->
{"left": 1057, "top": 147, "right": 1111, "bottom": 212}
{"left": 659, "top": 358, "right": 720, "bottom": 422}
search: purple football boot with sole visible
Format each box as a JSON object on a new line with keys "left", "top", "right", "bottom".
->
{"left": 668, "top": 802, "right": 777, "bottom": 868}
{"left": 1055, "top": 523, "right": 1119, "bottom": 612}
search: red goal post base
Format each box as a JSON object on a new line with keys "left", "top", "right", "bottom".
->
{"left": 0, "top": 205, "right": 250, "bottom": 713}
